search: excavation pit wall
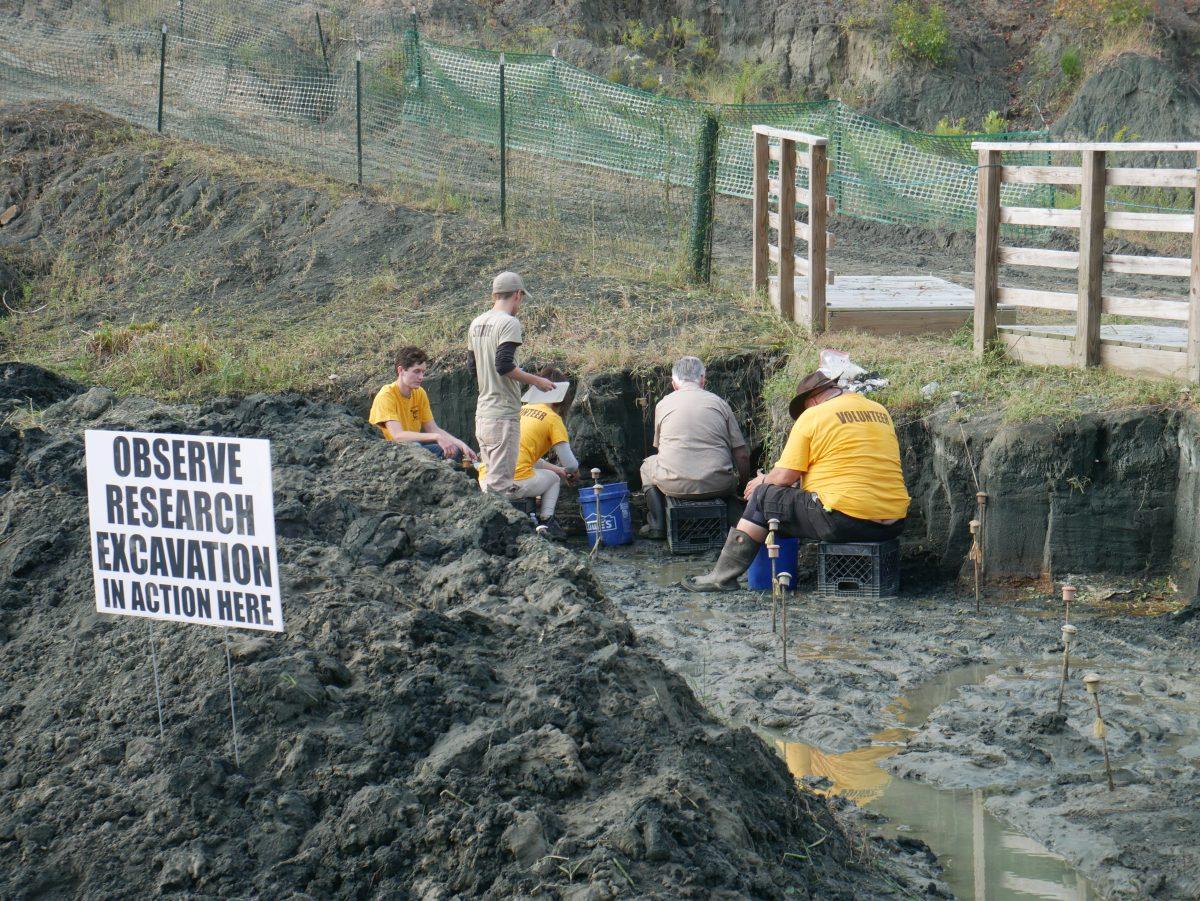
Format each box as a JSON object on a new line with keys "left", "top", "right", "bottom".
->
{"left": 417, "top": 352, "right": 1194, "bottom": 587}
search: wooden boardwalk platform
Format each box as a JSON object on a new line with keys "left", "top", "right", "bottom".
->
{"left": 769, "top": 275, "right": 1016, "bottom": 335}
{"left": 997, "top": 323, "right": 1189, "bottom": 380}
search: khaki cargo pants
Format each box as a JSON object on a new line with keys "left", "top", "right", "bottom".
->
{"left": 476, "top": 416, "right": 521, "bottom": 496}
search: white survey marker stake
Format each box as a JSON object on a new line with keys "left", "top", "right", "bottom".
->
{"left": 85, "top": 429, "right": 283, "bottom": 632}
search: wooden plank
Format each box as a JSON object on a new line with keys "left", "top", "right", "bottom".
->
{"left": 752, "top": 132, "right": 770, "bottom": 291}
{"left": 999, "top": 246, "right": 1079, "bottom": 269}
{"left": 974, "top": 149, "right": 1002, "bottom": 357}
{"left": 1104, "top": 253, "right": 1191, "bottom": 277}
{"left": 768, "top": 243, "right": 780, "bottom": 264}
{"left": 767, "top": 179, "right": 811, "bottom": 206}
{"left": 1103, "top": 295, "right": 1189, "bottom": 321}
{"left": 778, "top": 138, "right": 797, "bottom": 323}
{"left": 1003, "top": 323, "right": 1187, "bottom": 349}
{"left": 1190, "top": 151, "right": 1200, "bottom": 382}
{"left": 808, "top": 142, "right": 828, "bottom": 333}
{"left": 1000, "top": 207, "right": 1082, "bottom": 228}
{"left": 1000, "top": 166, "right": 1081, "bottom": 185}
{"left": 768, "top": 144, "right": 782, "bottom": 163}
{"left": 974, "top": 141, "right": 1200, "bottom": 152}
{"left": 1076, "top": 149, "right": 1106, "bottom": 367}
{"left": 769, "top": 216, "right": 834, "bottom": 248}
{"left": 1107, "top": 168, "right": 1198, "bottom": 188}
{"left": 830, "top": 306, "right": 1016, "bottom": 336}
{"left": 1106, "top": 211, "right": 1195, "bottom": 233}
{"left": 752, "top": 124, "right": 828, "bottom": 145}
{"left": 999, "top": 330, "right": 1189, "bottom": 380}
{"left": 996, "top": 287, "right": 1076, "bottom": 311}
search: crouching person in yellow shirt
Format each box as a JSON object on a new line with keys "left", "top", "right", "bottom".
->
{"left": 369, "top": 346, "right": 477, "bottom": 463}
{"left": 683, "top": 370, "right": 910, "bottom": 592}
{"left": 480, "top": 367, "right": 580, "bottom": 538}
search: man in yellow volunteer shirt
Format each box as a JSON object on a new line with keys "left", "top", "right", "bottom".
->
{"left": 369, "top": 346, "right": 477, "bottom": 462}
{"left": 683, "top": 369, "right": 909, "bottom": 592}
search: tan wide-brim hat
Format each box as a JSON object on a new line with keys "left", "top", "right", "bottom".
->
{"left": 788, "top": 370, "right": 838, "bottom": 419}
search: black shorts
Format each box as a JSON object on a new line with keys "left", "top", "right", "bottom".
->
{"left": 744, "top": 484, "right": 904, "bottom": 543}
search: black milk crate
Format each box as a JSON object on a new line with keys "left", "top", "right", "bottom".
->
{"left": 818, "top": 539, "right": 900, "bottom": 598}
{"left": 666, "top": 496, "right": 727, "bottom": 554}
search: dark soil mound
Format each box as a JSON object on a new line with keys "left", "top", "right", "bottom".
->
{"left": 0, "top": 360, "right": 84, "bottom": 415}
{"left": 0, "top": 381, "right": 922, "bottom": 897}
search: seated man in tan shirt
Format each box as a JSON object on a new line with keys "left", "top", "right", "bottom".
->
{"left": 639, "top": 356, "right": 751, "bottom": 539}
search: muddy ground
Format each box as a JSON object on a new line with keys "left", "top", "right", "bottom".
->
{"left": 596, "top": 543, "right": 1200, "bottom": 898}
{"left": 0, "top": 367, "right": 943, "bottom": 898}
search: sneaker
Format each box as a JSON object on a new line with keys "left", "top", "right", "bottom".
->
{"left": 638, "top": 524, "right": 665, "bottom": 540}
{"left": 537, "top": 516, "right": 568, "bottom": 540}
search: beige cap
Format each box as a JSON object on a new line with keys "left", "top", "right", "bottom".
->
{"left": 492, "top": 270, "right": 531, "bottom": 298}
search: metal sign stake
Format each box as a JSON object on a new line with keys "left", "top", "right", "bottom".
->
{"left": 147, "top": 619, "right": 166, "bottom": 741}
{"left": 222, "top": 627, "right": 240, "bottom": 768}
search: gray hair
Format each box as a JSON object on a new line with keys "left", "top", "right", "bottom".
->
{"left": 672, "top": 356, "right": 705, "bottom": 385}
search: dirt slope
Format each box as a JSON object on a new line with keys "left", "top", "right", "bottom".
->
{"left": 0, "top": 369, "right": 935, "bottom": 898}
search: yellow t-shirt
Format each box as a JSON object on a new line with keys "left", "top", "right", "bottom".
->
{"left": 368, "top": 383, "right": 433, "bottom": 439}
{"left": 776, "top": 392, "right": 910, "bottom": 521}
{"left": 514, "top": 403, "right": 570, "bottom": 480}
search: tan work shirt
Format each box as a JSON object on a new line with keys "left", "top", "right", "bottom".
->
{"left": 468, "top": 309, "right": 523, "bottom": 420}
{"left": 647, "top": 386, "right": 745, "bottom": 496}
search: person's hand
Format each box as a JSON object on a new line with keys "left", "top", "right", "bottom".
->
{"left": 436, "top": 434, "right": 457, "bottom": 457}
{"left": 458, "top": 442, "right": 478, "bottom": 462}
{"left": 549, "top": 464, "right": 568, "bottom": 480}
{"left": 565, "top": 469, "right": 580, "bottom": 486}
{"left": 743, "top": 472, "right": 766, "bottom": 500}
{"left": 530, "top": 374, "right": 556, "bottom": 392}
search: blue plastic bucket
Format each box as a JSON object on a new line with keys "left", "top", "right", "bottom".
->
{"left": 578, "top": 482, "right": 633, "bottom": 546}
{"left": 747, "top": 537, "right": 799, "bottom": 591}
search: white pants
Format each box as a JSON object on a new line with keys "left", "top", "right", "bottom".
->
{"left": 512, "top": 469, "right": 561, "bottom": 518}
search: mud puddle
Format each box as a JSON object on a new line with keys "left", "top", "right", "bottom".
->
{"left": 595, "top": 543, "right": 1200, "bottom": 897}
{"left": 761, "top": 661, "right": 1098, "bottom": 900}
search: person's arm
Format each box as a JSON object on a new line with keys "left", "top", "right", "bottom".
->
{"left": 496, "top": 342, "right": 555, "bottom": 391}
{"left": 422, "top": 419, "right": 478, "bottom": 461}
{"left": 732, "top": 445, "right": 752, "bottom": 484}
{"left": 466, "top": 350, "right": 477, "bottom": 379}
{"left": 384, "top": 421, "right": 436, "bottom": 443}
{"left": 743, "top": 464, "right": 804, "bottom": 499}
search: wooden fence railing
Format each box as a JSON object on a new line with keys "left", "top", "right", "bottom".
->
{"left": 751, "top": 125, "right": 836, "bottom": 332}
{"left": 973, "top": 140, "right": 1200, "bottom": 382}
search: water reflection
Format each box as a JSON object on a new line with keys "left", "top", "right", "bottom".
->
{"left": 773, "top": 735, "right": 1094, "bottom": 900}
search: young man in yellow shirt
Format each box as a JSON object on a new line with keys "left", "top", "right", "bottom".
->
{"left": 683, "top": 369, "right": 910, "bottom": 592}
{"left": 369, "top": 346, "right": 477, "bottom": 462}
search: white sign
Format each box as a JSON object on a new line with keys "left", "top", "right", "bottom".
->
{"left": 85, "top": 430, "right": 283, "bottom": 632}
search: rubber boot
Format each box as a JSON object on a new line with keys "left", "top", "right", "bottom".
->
{"left": 639, "top": 486, "right": 666, "bottom": 540}
{"left": 680, "top": 528, "right": 760, "bottom": 592}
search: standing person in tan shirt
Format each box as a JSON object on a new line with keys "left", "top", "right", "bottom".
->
{"left": 467, "top": 271, "right": 555, "bottom": 496}
{"left": 638, "top": 356, "right": 751, "bottom": 539}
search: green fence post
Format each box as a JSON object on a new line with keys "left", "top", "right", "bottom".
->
{"left": 499, "top": 52, "right": 507, "bottom": 229}
{"left": 315, "top": 11, "right": 330, "bottom": 79}
{"left": 176, "top": 0, "right": 184, "bottom": 38}
{"left": 410, "top": 5, "right": 421, "bottom": 89}
{"left": 355, "top": 51, "right": 363, "bottom": 185}
{"left": 688, "top": 111, "right": 719, "bottom": 284}
{"left": 156, "top": 24, "right": 167, "bottom": 133}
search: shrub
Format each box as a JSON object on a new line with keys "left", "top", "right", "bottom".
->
{"left": 890, "top": 1, "right": 949, "bottom": 65}
{"left": 933, "top": 116, "right": 967, "bottom": 135}
{"left": 1060, "top": 46, "right": 1083, "bottom": 80}
{"left": 980, "top": 110, "right": 1007, "bottom": 133}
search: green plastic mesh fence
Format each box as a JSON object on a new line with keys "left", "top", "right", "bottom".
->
{"left": 1, "top": 9, "right": 1066, "bottom": 281}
